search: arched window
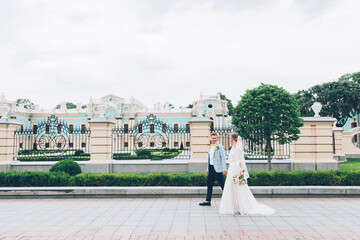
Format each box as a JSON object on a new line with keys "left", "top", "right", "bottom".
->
{"left": 174, "top": 124, "right": 179, "bottom": 133}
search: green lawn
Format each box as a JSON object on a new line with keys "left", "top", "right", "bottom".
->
{"left": 339, "top": 158, "right": 360, "bottom": 170}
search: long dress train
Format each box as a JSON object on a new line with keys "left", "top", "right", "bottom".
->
{"left": 219, "top": 138, "right": 275, "bottom": 215}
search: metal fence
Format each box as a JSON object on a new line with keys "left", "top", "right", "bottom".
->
{"left": 13, "top": 115, "right": 91, "bottom": 161}
{"left": 212, "top": 126, "right": 291, "bottom": 160}
{"left": 112, "top": 114, "right": 191, "bottom": 159}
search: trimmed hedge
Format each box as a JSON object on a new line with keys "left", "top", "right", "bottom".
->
{"left": 18, "top": 149, "right": 67, "bottom": 155}
{"left": 17, "top": 149, "right": 90, "bottom": 162}
{"left": 113, "top": 155, "right": 150, "bottom": 160}
{"left": 0, "top": 170, "right": 359, "bottom": 187}
{"left": 74, "top": 150, "right": 84, "bottom": 156}
{"left": 135, "top": 149, "right": 151, "bottom": 156}
{"left": 0, "top": 171, "right": 72, "bottom": 187}
{"left": 113, "top": 153, "right": 131, "bottom": 156}
{"left": 113, "top": 149, "right": 181, "bottom": 160}
{"left": 17, "top": 155, "right": 90, "bottom": 161}
{"left": 18, "top": 149, "right": 85, "bottom": 155}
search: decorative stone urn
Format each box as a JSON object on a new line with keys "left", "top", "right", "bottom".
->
{"left": 311, "top": 102, "right": 322, "bottom": 117}
{"left": 196, "top": 103, "right": 205, "bottom": 117}
{"left": 0, "top": 104, "right": 10, "bottom": 118}
{"left": 94, "top": 104, "right": 107, "bottom": 117}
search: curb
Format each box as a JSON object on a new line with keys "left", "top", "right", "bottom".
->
{"left": 0, "top": 186, "right": 359, "bottom": 199}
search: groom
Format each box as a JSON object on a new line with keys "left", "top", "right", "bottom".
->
{"left": 199, "top": 133, "right": 227, "bottom": 206}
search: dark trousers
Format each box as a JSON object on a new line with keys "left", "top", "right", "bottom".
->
{"left": 206, "top": 164, "right": 225, "bottom": 202}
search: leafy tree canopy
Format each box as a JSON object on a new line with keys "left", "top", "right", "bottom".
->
{"left": 338, "top": 71, "right": 360, "bottom": 83}
{"left": 294, "top": 72, "right": 360, "bottom": 126}
{"left": 219, "top": 92, "right": 234, "bottom": 115}
{"left": 55, "top": 102, "right": 77, "bottom": 109}
{"left": 293, "top": 90, "right": 315, "bottom": 117}
{"left": 16, "top": 98, "right": 35, "bottom": 110}
{"left": 311, "top": 80, "right": 360, "bottom": 127}
{"left": 232, "top": 84, "right": 303, "bottom": 170}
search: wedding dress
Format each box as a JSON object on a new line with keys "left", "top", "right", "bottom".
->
{"left": 219, "top": 136, "right": 275, "bottom": 215}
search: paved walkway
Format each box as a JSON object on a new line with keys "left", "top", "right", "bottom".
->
{"left": 0, "top": 198, "right": 359, "bottom": 239}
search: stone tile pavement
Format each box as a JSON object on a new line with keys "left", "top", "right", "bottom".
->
{"left": 0, "top": 198, "right": 359, "bottom": 239}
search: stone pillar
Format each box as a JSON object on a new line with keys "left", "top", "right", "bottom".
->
{"left": 86, "top": 117, "right": 115, "bottom": 173}
{"left": 188, "top": 116, "right": 212, "bottom": 172}
{"left": 291, "top": 117, "right": 338, "bottom": 170}
{"left": 333, "top": 126, "right": 345, "bottom": 161}
{"left": 0, "top": 118, "right": 22, "bottom": 171}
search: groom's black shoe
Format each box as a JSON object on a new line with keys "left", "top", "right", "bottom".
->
{"left": 199, "top": 201, "right": 211, "bottom": 206}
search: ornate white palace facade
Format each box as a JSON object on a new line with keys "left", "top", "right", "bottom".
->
{"left": 0, "top": 93, "right": 232, "bottom": 130}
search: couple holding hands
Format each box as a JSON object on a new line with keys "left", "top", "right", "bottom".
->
{"left": 199, "top": 133, "right": 275, "bottom": 215}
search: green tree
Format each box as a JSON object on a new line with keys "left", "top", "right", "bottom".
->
{"left": 186, "top": 104, "right": 193, "bottom": 108}
{"left": 15, "top": 98, "right": 35, "bottom": 110}
{"left": 219, "top": 92, "right": 234, "bottom": 115}
{"left": 293, "top": 89, "right": 315, "bottom": 117}
{"left": 55, "top": 102, "right": 77, "bottom": 109}
{"left": 338, "top": 72, "right": 360, "bottom": 83}
{"left": 232, "top": 84, "right": 303, "bottom": 171}
{"left": 311, "top": 80, "right": 360, "bottom": 127}
{"left": 352, "top": 72, "right": 360, "bottom": 83}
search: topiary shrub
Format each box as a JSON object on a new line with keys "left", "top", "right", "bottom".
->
{"left": 50, "top": 159, "right": 82, "bottom": 176}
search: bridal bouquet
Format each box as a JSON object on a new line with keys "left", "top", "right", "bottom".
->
{"left": 233, "top": 170, "right": 247, "bottom": 185}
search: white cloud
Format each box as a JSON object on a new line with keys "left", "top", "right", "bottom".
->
{"left": 0, "top": 0, "right": 359, "bottom": 109}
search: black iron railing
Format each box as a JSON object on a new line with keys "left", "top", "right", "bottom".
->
{"left": 212, "top": 126, "right": 291, "bottom": 160}
{"left": 13, "top": 115, "right": 91, "bottom": 161}
{"left": 112, "top": 114, "right": 191, "bottom": 160}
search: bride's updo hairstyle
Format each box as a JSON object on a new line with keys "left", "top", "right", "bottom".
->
{"left": 231, "top": 133, "right": 239, "bottom": 142}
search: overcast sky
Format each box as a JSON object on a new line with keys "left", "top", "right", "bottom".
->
{"left": 0, "top": 0, "right": 359, "bottom": 109}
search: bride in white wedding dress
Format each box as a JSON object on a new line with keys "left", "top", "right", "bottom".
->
{"left": 219, "top": 133, "right": 275, "bottom": 215}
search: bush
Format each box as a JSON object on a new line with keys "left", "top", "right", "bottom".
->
{"left": 50, "top": 159, "right": 82, "bottom": 176}
{"left": 17, "top": 150, "right": 32, "bottom": 155}
{"left": 0, "top": 171, "right": 72, "bottom": 187}
{"left": 114, "top": 149, "right": 181, "bottom": 160}
{"left": 1, "top": 170, "right": 359, "bottom": 187}
{"left": 74, "top": 150, "right": 84, "bottom": 156}
{"left": 135, "top": 149, "right": 151, "bottom": 156}
{"left": 113, "top": 153, "right": 131, "bottom": 156}
{"left": 113, "top": 155, "right": 150, "bottom": 160}
{"left": 17, "top": 155, "right": 90, "bottom": 161}
{"left": 18, "top": 149, "right": 67, "bottom": 155}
